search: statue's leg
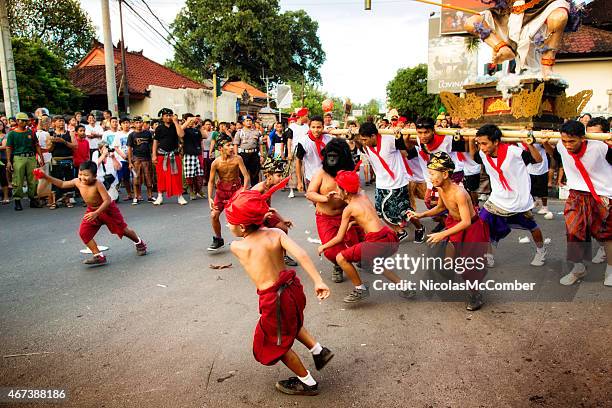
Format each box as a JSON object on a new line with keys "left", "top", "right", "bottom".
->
{"left": 541, "top": 8, "right": 569, "bottom": 78}
{"left": 465, "top": 15, "right": 515, "bottom": 64}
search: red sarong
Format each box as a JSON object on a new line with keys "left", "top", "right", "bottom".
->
{"left": 445, "top": 214, "right": 489, "bottom": 283}
{"left": 213, "top": 179, "right": 242, "bottom": 212}
{"left": 155, "top": 155, "right": 183, "bottom": 197}
{"left": 340, "top": 225, "right": 399, "bottom": 264}
{"left": 253, "top": 269, "right": 306, "bottom": 366}
{"left": 316, "top": 212, "right": 364, "bottom": 263}
{"left": 78, "top": 201, "right": 128, "bottom": 244}
{"left": 564, "top": 189, "right": 612, "bottom": 262}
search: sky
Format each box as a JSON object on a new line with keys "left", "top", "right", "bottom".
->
{"left": 80, "top": 0, "right": 440, "bottom": 105}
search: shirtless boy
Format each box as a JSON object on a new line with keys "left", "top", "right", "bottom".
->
{"left": 252, "top": 157, "right": 297, "bottom": 266}
{"left": 207, "top": 138, "right": 249, "bottom": 251}
{"left": 226, "top": 189, "right": 334, "bottom": 396}
{"left": 408, "top": 152, "right": 489, "bottom": 310}
{"left": 37, "top": 161, "right": 147, "bottom": 265}
{"left": 306, "top": 139, "right": 363, "bottom": 283}
{"left": 318, "top": 170, "right": 412, "bottom": 303}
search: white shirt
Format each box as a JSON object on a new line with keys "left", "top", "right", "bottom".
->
{"left": 36, "top": 130, "right": 52, "bottom": 163}
{"left": 298, "top": 133, "right": 331, "bottom": 182}
{"left": 418, "top": 135, "right": 465, "bottom": 187}
{"left": 102, "top": 129, "right": 119, "bottom": 146}
{"left": 85, "top": 123, "right": 104, "bottom": 149}
{"left": 111, "top": 130, "right": 131, "bottom": 162}
{"left": 557, "top": 140, "right": 612, "bottom": 198}
{"left": 365, "top": 134, "right": 410, "bottom": 190}
{"left": 289, "top": 123, "right": 309, "bottom": 149}
{"left": 409, "top": 146, "right": 428, "bottom": 183}
{"left": 479, "top": 145, "right": 533, "bottom": 213}
{"left": 91, "top": 151, "right": 119, "bottom": 189}
{"left": 462, "top": 154, "right": 482, "bottom": 176}
{"left": 525, "top": 143, "right": 548, "bottom": 176}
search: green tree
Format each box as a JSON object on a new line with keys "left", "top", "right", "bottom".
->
{"left": 9, "top": 38, "right": 84, "bottom": 113}
{"left": 288, "top": 81, "right": 345, "bottom": 120}
{"left": 8, "top": 0, "right": 97, "bottom": 65}
{"left": 170, "top": 0, "right": 325, "bottom": 87}
{"left": 386, "top": 64, "right": 440, "bottom": 119}
{"left": 353, "top": 98, "right": 381, "bottom": 120}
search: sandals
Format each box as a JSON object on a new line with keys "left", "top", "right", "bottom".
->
{"left": 1, "top": 199, "right": 9, "bottom": 205}
{"left": 48, "top": 203, "right": 57, "bottom": 210}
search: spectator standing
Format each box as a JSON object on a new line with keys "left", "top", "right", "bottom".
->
{"left": 48, "top": 115, "right": 76, "bottom": 208}
{"left": 85, "top": 113, "right": 104, "bottom": 157}
{"left": 111, "top": 118, "right": 133, "bottom": 201}
{"left": 5, "top": 112, "right": 44, "bottom": 211}
{"left": 127, "top": 117, "right": 154, "bottom": 204}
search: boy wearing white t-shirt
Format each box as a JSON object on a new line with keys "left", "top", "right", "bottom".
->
{"left": 471, "top": 124, "right": 547, "bottom": 267}
{"left": 359, "top": 122, "right": 425, "bottom": 243}
{"left": 543, "top": 120, "right": 612, "bottom": 286}
{"left": 111, "top": 118, "right": 133, "bottom": 200}
{"left": 522, "top": 142, "right": 553, "bottom": 219}
{"left": 295, "top": 116, "right": 331, "bottom": 187}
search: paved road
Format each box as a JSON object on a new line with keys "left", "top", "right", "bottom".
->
{"left": 1, "top": 188, "right": 610, "bottom": 407}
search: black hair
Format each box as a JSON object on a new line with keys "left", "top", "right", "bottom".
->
{"left": 183, "top": 113, "right": 194, "bottom": 120}
{"left": 310, "top": 115, "right": 324, "bottom": 124}
{"left": 119, "top": 117, "right": 130, "bottom": 124}
{"left": 322, "top": 138, "right": 355, "bottom": 177}
{"left": 110, "top": 116, "right": 118, "bottom": 121}
{"left": 476, "top": 124, "right": 503, "bottom": 143}
{"left": 79, "top": 160, "right": 97, "bottom": 174}
{"left": 75, "top": 124, "right": 86, "bottom": 131}
{"left": 560, "top": 120, "right": 586, "bottom": 137}
{"left": 103, "top": 110, "right": 112, "bottom": 115}
{"left": 203, "top": 119, "right": 213, "bottom": 125}
{"left": 415, "top": 117, "right": 435, "bottom": 130}
{"left": 380, "top": 118, "right": 389, "bottom": 124}
{"left": 244, "top": 224, "right": 260, "bottom": 233}
{"left": 359, "top": 121, "right": 378, "bottom": 137}
{"left": 587, "top": 116, "right": 610, "bottom": 133}
{"left": 579, "top": 113, "right": 591, "bottom": 120}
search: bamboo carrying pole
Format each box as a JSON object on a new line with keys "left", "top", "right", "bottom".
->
{"left": 328, "top": 127, "right": 612, "bottom": 142}
{"left": 411, "top": 0, "right": 480, "bottom": 15}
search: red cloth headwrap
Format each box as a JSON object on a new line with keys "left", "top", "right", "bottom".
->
{"left": 226, "top": 177, "right": 289, "bottom": 225}
{"left": 297, "top": 107, "right": 309, "bottom": 117}
{"left": 336, "top": 170, "right": 360, "bottom": 194}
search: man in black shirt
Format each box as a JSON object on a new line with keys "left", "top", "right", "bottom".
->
{"left": 180, "top": 113, "right": 206, "bottom": 200}
{"left": 127, "top": 116, "right": 154, "bottom": 204}
{"left": 152, "top": 108, "right": 187, "bottom": 205}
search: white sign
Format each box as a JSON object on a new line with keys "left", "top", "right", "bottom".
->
{"left": 352, "top": 109, "right": 363, "bottom": 117}
{"left": 276, "top": 85, "right": 293, "bottom": 109}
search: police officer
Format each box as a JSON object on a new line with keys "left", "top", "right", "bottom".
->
{"left": 233, "top": 115, "right": 264, "bottom": 187}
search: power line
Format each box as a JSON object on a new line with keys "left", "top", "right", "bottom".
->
{"left": 111, "top": 1, "right": 173, "bottom": 54}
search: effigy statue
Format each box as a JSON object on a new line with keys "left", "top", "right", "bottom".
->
{"left": 464, "top": 0, "right": 581, "bottom": 78}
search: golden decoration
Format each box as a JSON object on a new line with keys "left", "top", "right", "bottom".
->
{"left": 486, "top": 99, "right": 511, "bottom": 113}
{"left": 555, "top": 90, "right": 593, "bottom": 119}
{"left": 440, "top": 92, "right": 484, "bottom": 120}
{"left": 511, "top": 83, "right": 544, "bottom": 119}
{"left": 540, "top": 98, "right": 553, "bottom": 115}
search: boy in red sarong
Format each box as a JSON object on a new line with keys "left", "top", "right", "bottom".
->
{"left": 36, "top": 161, "right": 147, "bottom": 265}
{"left": 225, "top": 185, "right": 334, "bottom": 396}
{"left": 408, "top": 152, "right": 489, "bottom": 311}
{"left": 318, "top": 170, "right": 413, "bottom": 303}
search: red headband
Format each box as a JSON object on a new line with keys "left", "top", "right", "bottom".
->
{"left": 226, "top": 177, "right": 289, "bottom": 225}
{"left": 335, "top": 170, "right": 360, "bottom": 194}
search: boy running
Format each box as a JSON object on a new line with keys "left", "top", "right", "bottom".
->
{"left": 408, "top": 152, "right": 489, "bottom": 310}
{"left": 318, "top": 170, "right": 412, "bottom": 302}
{"left": 225, "top": 188, "right": 334, "bottom": 396}
{"left": 36, "top": 160, "right": 147, "bottom": 265}
{"left": 207, "top": 138, "right": 249, "bottom": 251}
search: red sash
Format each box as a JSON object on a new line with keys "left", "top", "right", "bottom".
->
{"left": 307, "top": 131, "right": 326, "bottom": 160}
{"left": 568, "top": 141, "right": 604, "bottom": 205}
{"left": 419, "top": 148, "right": 429, "bottom": 163}
{"left": 485, "top": 143, "right": 513, "bottom": 191}
{"left": 368, "top": 134, "right": 395, "bottom": 180}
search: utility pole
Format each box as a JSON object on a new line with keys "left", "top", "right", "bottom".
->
{"left": 0, "top": 0, "right": 19, "bottom": 116}
{"left": 118, "top": 0, "right": 130, "bottom": 114}
{"left": 261, "top": 69, "right": 270, "bottom": 108}
{"left": 101, "top": 0, "right": 119, "bottom": 116}
{"left": 212, "top": 69, "right": 218, "bottom": 123}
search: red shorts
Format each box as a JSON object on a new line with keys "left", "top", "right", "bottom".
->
{"left": 155, "top": 155, "right": 183, "bottom": 197}
{"left": 79, "top": 201, "right": 128, "bottom": 244}
{"left": 340, "top": 225, "right": 399, "bottom": 264}
{"left": 445, "top": 214, "right": 489, "bottom": 283}
{"left": 316, "top": 212, "right": 364, "bottom": 264}
{"left": 253, "top": 270, "right": 305, "bottom": 366}
{"left": 214, "top": 180, "right": 241, "bottom": 212}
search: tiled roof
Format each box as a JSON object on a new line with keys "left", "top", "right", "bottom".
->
{"left": 558, "top": 25, "right": 612, "bottom": 59}
{"left": 222, "top": 80, "right": 267, "bottom": 99}
{"left": 70, "top": 44, "right": 209, "bottom": 96}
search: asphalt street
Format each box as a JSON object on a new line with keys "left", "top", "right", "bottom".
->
{"left": 1, "top": 186, "right": 611, "bottom": 407}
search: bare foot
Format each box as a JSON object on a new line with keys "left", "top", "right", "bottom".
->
{"left": 541, "top": 64, "right": 554, "bottom": 79}
{"left": 492, "top": 46, "right": 515, "bottom": 65}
